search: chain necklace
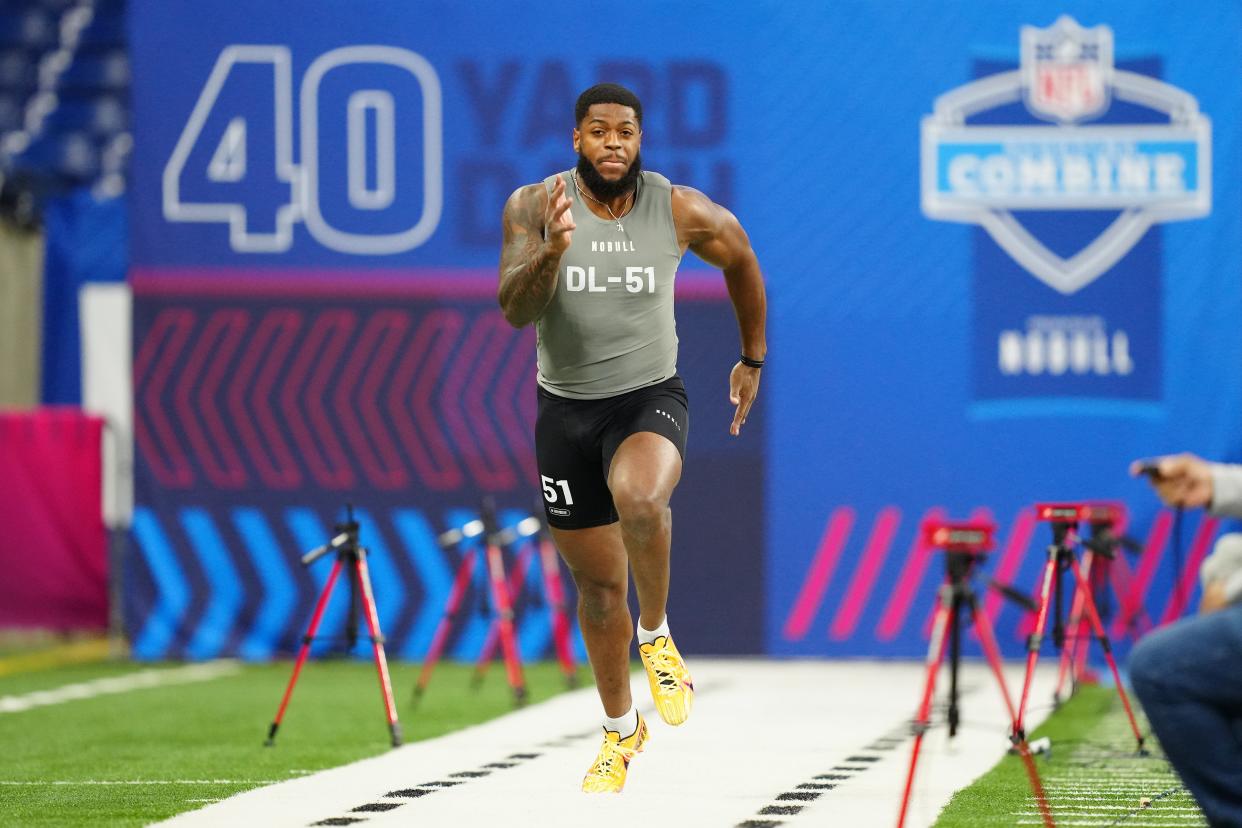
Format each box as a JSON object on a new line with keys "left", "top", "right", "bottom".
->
{"left": 571, "top": 171, "right": 634, "bottom": 232}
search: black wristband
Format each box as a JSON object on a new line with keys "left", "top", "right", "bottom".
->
{"left": 739, "top": 354, "right": 765, "bottom": 368}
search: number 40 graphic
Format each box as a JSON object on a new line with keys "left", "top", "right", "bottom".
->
{"left": 162, "top": 45, "right": 443, "bottom": 254}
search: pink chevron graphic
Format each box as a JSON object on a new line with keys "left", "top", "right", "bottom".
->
{"left": 188, "top": 310, "right": 251, "bottom": 488}
{"left": 493, "top": 327, "right": 538, "bottom": 481}
{"left": 874, "top": 507, "right": 947, "bottom": 641}
{"left": 781, "top": 507, "right": 855, "bottom": 641}
{"left": 1158, "top": 515, "right": 1220, "bottom": 623}
{"left": 134, "top": 309, "right": 196, "bottom": 487}
{"left": 136, "top": 291, "right": 662, "bottom": 494}
{"left": 829, "top": 506, "right": 901, "bottom": 640}
{"left": 518, "top": 346, "right": 538, "bottom": 438}
{"left": 1109, "top": 510, "right": 1172, "bottom": 638}
{"left": 228, "top": 310, "right": 304, "bottom": 489}
{"left": 388, "top": 309, "right": 465, "bottom": 491}
{"left": 281, "top": 311, "right": 357, "bottom": 489}
{"left": 442, "top": 314, "right": 518, "bottom": 491}
{"left": 335, "top": 311, "right": 409, "bottom": 490}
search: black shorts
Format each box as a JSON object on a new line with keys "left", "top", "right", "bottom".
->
{"left": 535, "top": 375, "right": 689, "bottom": 529}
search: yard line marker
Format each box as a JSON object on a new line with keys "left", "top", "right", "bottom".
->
{"left": 0, "top": 780, "right": 279, "bottom": 785}
{"left": 0, "top": 661, "right": 241, "bottom": 713}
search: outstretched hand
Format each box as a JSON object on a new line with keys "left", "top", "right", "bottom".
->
{"left": 544, "top": 175, "right": 575, "bottom": 254}
{"left": 728, "top": 362, "right": 761, "bottom": 436}
{"left": 1130, "top": 453, "right": 1214, "bottom": 509}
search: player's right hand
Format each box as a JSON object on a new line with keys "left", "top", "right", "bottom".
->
{"left": 544, "top": 176, "right": 575, "bottom": 254}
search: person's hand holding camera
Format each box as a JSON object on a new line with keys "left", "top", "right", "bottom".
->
{"left": 1130, "top": 453, "right": 1214, "bottom": 510}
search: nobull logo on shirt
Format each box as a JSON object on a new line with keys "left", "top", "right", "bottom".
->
{"left": 920, "top": 16, "right": 1212, "bottom": 407}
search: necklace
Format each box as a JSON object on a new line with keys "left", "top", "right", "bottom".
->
{"left": 571, "top": 171, "right": 634, "bottom": 232}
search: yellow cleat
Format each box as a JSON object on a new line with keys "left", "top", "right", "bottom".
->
{"left": 581, "top": 713, "right": 648, "bottom": 793}
{"left": 639, "top": 635, "right": 694, "bottom": 726}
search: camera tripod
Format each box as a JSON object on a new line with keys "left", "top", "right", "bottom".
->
{"left": 897, "top": 522, "right": 1053, "bottom": 828}
{"left": 471, "top": 505, "right": 579, "bottom": 690}
{"left": 1053, "top": 505, "right": 1138, "bottom": 704}
{"left": 412, "top": 497, "right": 528, "bottom": 707}
{"left": 1014, "top": 504, "right": 1145, "bottom": 754}
{"left": 265, "top": 506, "right": 402, "bottom": 748}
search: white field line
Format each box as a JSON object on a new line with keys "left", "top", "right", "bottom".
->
{"left": 0, "top": 662, "right": 242, "bottom": 713}
{"left": 0, "top": 780, "right": 279, "bottom": 785}
{"left": 1018, "top": 819, "right": 1212, "bottom": 824}
{"left": 1018, "top": 805, "right": 1203, "bottom": 812}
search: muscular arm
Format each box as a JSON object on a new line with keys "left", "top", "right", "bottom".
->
{"left": 673, "top": 186, "right": 767, "bottom": 360}
{"left": 673, "top": 186, "right": 767, "bottom": 435}
{"left": 498, "top": 180, "right": 574, "bottom": 328}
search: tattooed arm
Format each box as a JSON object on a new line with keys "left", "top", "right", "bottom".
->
{"left": 498, "top": 176, "right": 576, "bottom": 328}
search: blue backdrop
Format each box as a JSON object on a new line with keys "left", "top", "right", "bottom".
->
{"left": 126, "top": 0, "right": 1242, "bottom": 661}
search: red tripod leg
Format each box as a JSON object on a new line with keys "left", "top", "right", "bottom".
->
{"left": 1068, "top": 557, "right": 1146, "bottom": 752}
{"left": 1015, "top": 549, "right": 1059, "bottom": 739}
{"left": 1054, "top": 550, "right": 1093, "bottom": 703}
{"left": 356, "top": 552, "right": 402, "bottom": 747}
{"left": 971, "top": 598, "right": 1019, "bottom": 727}
{"left": 265, "top": 559, "right": 343, "bottom": 746}
{"left": 472, "top": 544, "right": 534, "bottom": 688}
{"left": 1012, "top": 740, "right": 1057, "bottom": 828}
{"left": 1075, "top": 556, "right": 1109, "bottom": 681}
{"left": 897, "top": 586, "right": 953, "bottom": 828}
{"left": 484, "top": 540, "right": 527, "bottom": 705}
{"left": 540, "top": 538, "right": 578, "bottom": 686}
{"left": 972, "top": 600, "right": 1055, "bottom": 827}
{"left": 413, "top": 548, "right": 477, "bottom": 701}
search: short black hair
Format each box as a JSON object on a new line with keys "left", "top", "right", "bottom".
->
{"left": 575, "top": 83, "right": 643, "bottom": 127}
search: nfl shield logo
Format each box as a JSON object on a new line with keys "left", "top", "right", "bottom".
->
{"left": 1021, "top": 15, "right": 1112, "bottom": 123}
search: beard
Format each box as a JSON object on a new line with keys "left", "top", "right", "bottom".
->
{"left": 576, "top": 151, "right": 642, "bottom": 202}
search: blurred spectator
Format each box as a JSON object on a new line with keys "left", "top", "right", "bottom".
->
{"left": 1129, "top": 454, "right": 1242, "bottom": 826}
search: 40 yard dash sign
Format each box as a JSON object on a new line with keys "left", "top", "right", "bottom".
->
{"left": 162, "top": 45, "right": 443, "bottom": 255}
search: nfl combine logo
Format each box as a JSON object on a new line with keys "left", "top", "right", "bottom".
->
{"left": 1022, "top": 16, "right": 1112, "bottom": 124}
{"left": 921, "top": 15, "right": 1211, "bottom": 296}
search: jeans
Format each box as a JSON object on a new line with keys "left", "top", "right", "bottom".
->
{"left": 1129, "top": 603, "right": 1242, "bottom": 827}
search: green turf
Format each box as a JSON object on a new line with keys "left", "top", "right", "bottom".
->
{"left": 935, "top": 684, "right": 1206, "bottom": 826}
{"left": 0, "top": 659, "right": 583, "bottom": 826}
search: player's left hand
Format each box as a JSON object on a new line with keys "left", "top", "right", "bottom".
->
{"left": 729, "top": 362, "right": 761, "bottom": 436}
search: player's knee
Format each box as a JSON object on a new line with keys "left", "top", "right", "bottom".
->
{"left": 613, "top": 488, "right": 669, "bottom": 539}
{"left": 576, "top": 575, "right": 627, "bottom": 627}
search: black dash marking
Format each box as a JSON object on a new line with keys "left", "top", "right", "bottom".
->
{"left": 352, "top": 802, "right": 402, "bottom": 812}
{"left": 760, "top": 805, "right": 803, "bottom": 815}
{"left": 449, "top": 770, "right": 490, "bottom": 778}
{"left": 815, "top": 773, "right": 851, "bottom": 780}
{"left": 846, "top": 755, "right": 880, "bottom": 762}
{"left": 418, "top": 780, "right": 462, "bottom": 787}
{"left": 508, "top": 752, "right": 541, "bottom": 760}
{"left": 833, "top": 765, "right": 868, "bottom": 771}
{"left": 737, "top": 821, "right": 784, "bottom": 827}
{"left": 385, "top": 789, "right": 434, "bottom": 798}
{"left": 312, "top": 820, "right": 365, "bottom": 826}
{"left": 777, "top": 791, "right": 822, "bottom": 802}
{"left": 797, "top": 782, "right": 835, "bottom": 790}
{"left": 483, "top": 762, "right": 517, "bottom": 769}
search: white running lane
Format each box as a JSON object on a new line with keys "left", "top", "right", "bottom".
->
{"left": 160, "top": 660, "right": 1055, "bottom": 828}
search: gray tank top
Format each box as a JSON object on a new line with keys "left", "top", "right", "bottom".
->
{"left": 535, "top": 170, "right": 682, "bottom": 399}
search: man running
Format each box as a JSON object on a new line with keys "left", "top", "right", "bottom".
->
{"left": 498, "top": 83, "right": 767, "bottom": 793}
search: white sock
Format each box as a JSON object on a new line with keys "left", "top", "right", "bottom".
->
{"left": 603, "top": 706, "right": 638, "bottom": 736}
{"left": 637, "top": 616, "right": 669, "bottom": 645}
